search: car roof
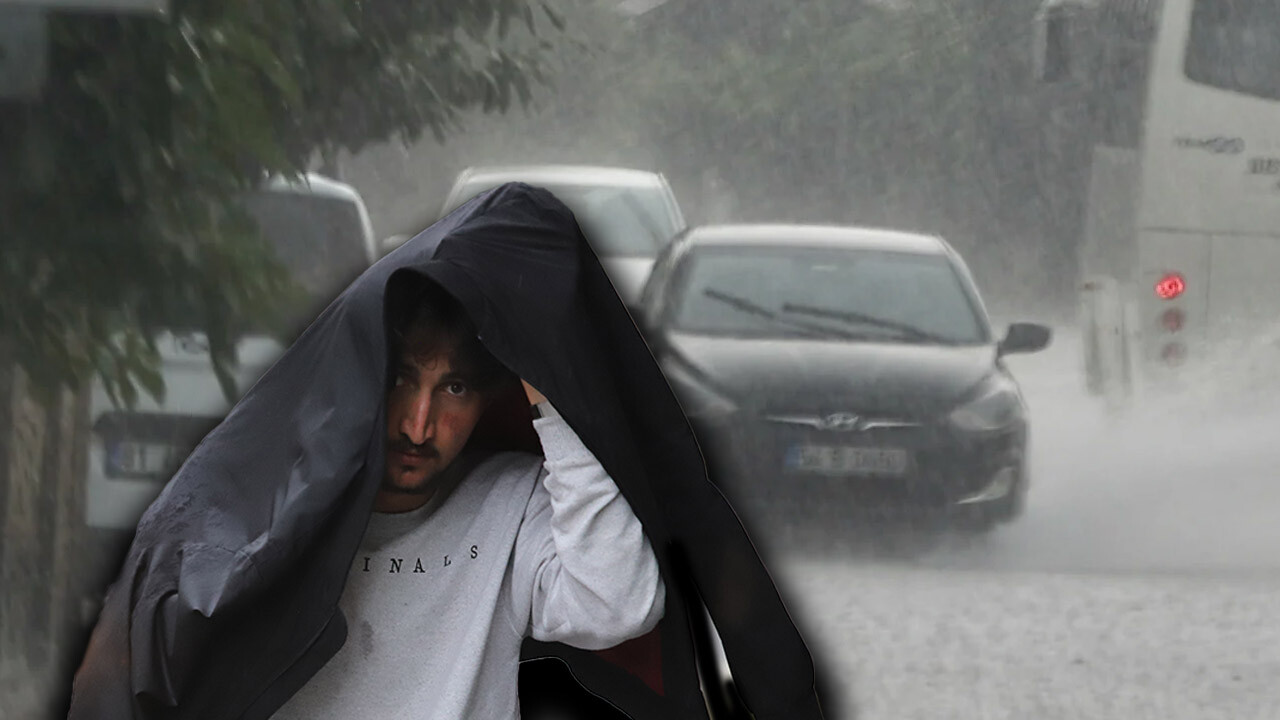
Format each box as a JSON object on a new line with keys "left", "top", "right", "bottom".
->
{"left": 453, "top": 164, "right": 666, "bottom": 190}
{"left": 683, "top": 224, "right": 950, "bottom": 255}
{"left": 260, "top": 172, "right": 364, "bottom": 203}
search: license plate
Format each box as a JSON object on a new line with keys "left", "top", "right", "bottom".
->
{"left": 107, "top": 441, "right": 174, "bottom": 477}
{"left": 785, "top": 445, "right": 910, "bottom": 476}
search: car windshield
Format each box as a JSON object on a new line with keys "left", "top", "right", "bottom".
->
{"left": 452, "top": 181, "right": 677, "bottom": 257}
{"left": 669, "top": 245, "right": 988, "bottom": 344}
{"left": 240, "top": 191, "right": 370, "bottom": 302}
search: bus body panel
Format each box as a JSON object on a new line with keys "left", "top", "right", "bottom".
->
{"left": 1203, "top": 234, "right": 1280, "bottom": 335}
{"left": 1134, "top": 230, "right": 1210, "bottom": 367}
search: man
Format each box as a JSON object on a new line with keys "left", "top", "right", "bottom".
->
{"left": 269, "top": 281, "right": 664, "bottom": 718}
{"left": 69, "top": 183, "right": 826, "bottom": 720}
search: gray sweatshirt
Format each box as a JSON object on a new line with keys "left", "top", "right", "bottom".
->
{"left": 271, "top": 412, "right": 666, "bottom": 719}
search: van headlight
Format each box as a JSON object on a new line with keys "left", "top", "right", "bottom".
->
{"left": 949, "top": 376, "right": 1023, "bottom": 432}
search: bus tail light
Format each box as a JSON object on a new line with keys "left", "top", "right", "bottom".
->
{"left": 1155, "top": 272, "right": 1185, "bottom": 300}
{"left": 1161, "top": 307, "right": 1185, "bottom": 332}
{"left": 1160, "top": 341, "right": 1186, "bottom": 365}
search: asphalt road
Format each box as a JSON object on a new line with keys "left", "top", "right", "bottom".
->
{"left": 763, "top": 328, "right": 1280, "bottom": 720}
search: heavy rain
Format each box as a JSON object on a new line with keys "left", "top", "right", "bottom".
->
{"left": 2, "top": 0, "right": 1279, "bottom": 718}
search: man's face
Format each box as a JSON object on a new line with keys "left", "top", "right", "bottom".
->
{"left": 383, "top": 334, "right": 492, "bottom": 501}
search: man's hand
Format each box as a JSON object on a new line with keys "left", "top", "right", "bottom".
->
{"left": 521, "top": 380, "right": 547, "bottom": 406}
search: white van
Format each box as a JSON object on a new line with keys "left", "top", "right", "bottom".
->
{"left": 85, "top": 174, "right": 377, "bottom": 530}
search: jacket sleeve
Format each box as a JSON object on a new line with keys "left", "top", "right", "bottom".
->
{"left": 509, "top": 409, "right": 666, "bottom": 650}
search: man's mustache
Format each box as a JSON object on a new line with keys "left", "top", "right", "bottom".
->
{"left": 388, "top": 439, "right": 439, "bottom": 459}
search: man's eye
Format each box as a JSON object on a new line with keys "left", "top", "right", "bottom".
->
{"left": 394, "top": 364, "right": 419, "bottom": 388}
{"left": 444, "top": 382, "right": 469, "bottom": 397}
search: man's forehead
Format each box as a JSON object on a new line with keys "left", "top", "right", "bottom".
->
{"left": 397, "top": 324, "right": 456, "bottom": 363}
{"left": 398, "top": 347, "right": 457, "bottom": 372}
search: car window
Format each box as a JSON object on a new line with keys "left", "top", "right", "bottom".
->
{"left": 669, "top": 246, "right": 987, "bottom": 344}
{"left": 1185, "top": 0, "right": 1280, "bottom": 101}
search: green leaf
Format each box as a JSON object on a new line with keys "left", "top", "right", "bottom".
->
{"left": 6, "top": 0, "right": 571, "bottom": 402}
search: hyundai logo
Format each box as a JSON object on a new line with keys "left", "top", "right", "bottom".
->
{"left": 818, "top": 412, "right": 862, "bottom": 431}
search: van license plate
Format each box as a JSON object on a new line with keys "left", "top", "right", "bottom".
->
{"left": 108, "top": 441, "right": 173, "bottom": 477}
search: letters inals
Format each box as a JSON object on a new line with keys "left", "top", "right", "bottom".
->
{"left": 360, "top": 545, "right": 482, "bottom": 574}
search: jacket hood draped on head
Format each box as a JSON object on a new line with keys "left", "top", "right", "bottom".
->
{"left": 67, "top": 183, "right": 826, "bottom": 720}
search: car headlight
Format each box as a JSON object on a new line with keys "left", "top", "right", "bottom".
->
{"left": 660, "top": 359, "right": 738, "bottom": 419}
{"left": 948, "top": 376, "right": 1023, "bottom": 432}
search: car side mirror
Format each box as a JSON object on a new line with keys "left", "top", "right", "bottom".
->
{"left": 1000, "top": 322, "right": 1052, "bottom": 355}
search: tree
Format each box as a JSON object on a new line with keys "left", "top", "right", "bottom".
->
{"left": 561, "top": 0, "right": 1079, "bottom": 309}
{"left": 0, "top": 0, "right": 572, "bottom": 406}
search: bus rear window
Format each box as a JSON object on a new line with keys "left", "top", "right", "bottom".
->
{"left": 1184, "top": 0, "right": 1280, "bottom": 101}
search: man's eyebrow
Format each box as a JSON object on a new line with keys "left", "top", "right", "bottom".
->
{"left": 400, "top": 352, "right": 453, "bottom": 370}
{"left": 438, "top": 370, "right": 479, "bottom": 385}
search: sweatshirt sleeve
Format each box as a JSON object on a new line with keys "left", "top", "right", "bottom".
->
{"left": 510, "top": 408, "right": 666, "bottom": 650}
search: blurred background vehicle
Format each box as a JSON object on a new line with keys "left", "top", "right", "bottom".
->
{"left": 639, "top": 224, "right": 1051, "bottom": 534}
{"left": 432, "top": 164, "right": 687, "bottom": 309}
{"left": 84, "top": 173, "right": 376, "bottom": 533}
{"left": 1036, "top": 0, "right": 1280, "bottom": 402}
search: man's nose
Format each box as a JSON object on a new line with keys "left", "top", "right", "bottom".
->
{"left": 400, "top": 390, "right": 435, "bottom": 445}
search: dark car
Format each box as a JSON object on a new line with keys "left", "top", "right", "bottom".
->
{"left": 638, "top": 224, "right": 1051, "bottom": 533}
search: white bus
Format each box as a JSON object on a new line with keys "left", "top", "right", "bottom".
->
{"left": 1037, "top": 0, "right": 1280, "bottom": 398}
{"left": 86, "top": 174, "right": 377, "bottom": 529}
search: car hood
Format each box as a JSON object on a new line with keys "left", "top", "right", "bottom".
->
{"left": 663, "top": 331, "right": 998, "bottom": 417}
{"left": 599, "top": 256, "right": 654, "bottom": 306}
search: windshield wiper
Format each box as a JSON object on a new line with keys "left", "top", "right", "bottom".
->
{"left": 702, "top": 289, "right": 858, "bottom": 340}
{"left": 780, "top": 302, "right": 954, "bottom": 344}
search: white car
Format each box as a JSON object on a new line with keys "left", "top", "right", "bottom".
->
{"left": 438, "top": 165, "right": 687, "bottom": 308}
